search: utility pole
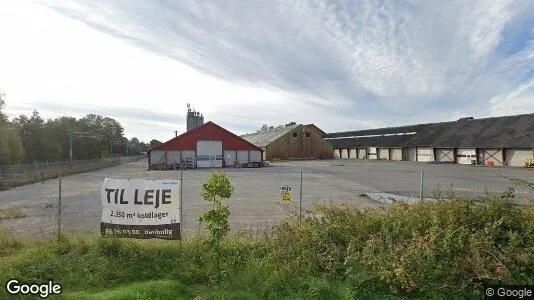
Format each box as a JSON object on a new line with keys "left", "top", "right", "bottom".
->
{"left": 69, "top": 135, "right": 73, "bottom": 165}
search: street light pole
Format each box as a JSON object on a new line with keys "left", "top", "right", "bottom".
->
{"left": 69, "top": 135, "right": 73, "bottom": 164}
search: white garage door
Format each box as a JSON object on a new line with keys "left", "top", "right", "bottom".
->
{"left": 181, "top": 150, "right": 196, "bottom": 167}
{"left": 237, "top": 150, "right": 249, "bottom": 163}
{"left": 505, "top": 149, "right": 533, "bottom": 166}
{"left": 357, "top": 148, "right": 366, "bottom": 159}
{"left": 197, "top": 140, "right": 223, "bottom": 168}
{"left": 368, "top": 147, "right": 378, "bottom": 159}
{"left": 249, "top": 150, "right": 261, "bottom": 162}
{"left": 224, "top": 150, "right": 237, "bottom": 167}
{"left": 166, "top": 151, "right": 181, "bottom": 166}
{"left": 181, "top": 151, "right": 195, "bottom": 160}
{"left": 407, "top": 148, "right": 417, "bottom": 161}
{"left": 416, "top": 147, "right": 432, "bottom": 162}
{"left": 379, "top": 148, "right": 389, "bottom": 160}
{"left": 390, "top": 148, "right": 403, "bottom": 161}
{"left": 334, "top": 149, "right": 340, "bottom": 158}
{"left": 349, "top": 149, "right": 357, "bottom": 159}
{"left": 150, "top": 151, "right": 165, "bottom": 164}
{"left": 341, "top": 149, "right": 349, "bottom": 158}
{"left": 482, "top": 149, "right": 504, "bottom": 166}
{"left": 435, "top": 148, "right": 454, "bottom": 163}
{"left": 457, "top": 148, "right": 476, "bottom": 165}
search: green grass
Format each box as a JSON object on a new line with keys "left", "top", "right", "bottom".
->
{"left": 60, "top": 280, "right": 193, "bottom": 300}
{"left": 0, "top": 206, "right": 25, "bottom": 220}
{"left": 0, "top": 192, "right": 533, "bottom": 299}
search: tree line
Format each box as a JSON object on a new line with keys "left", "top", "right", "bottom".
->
{"left": 256, "top": 121, "right": 296, "bottom": 132}
{"left": 0, "top": 98, "right": 159, "bottom": 165}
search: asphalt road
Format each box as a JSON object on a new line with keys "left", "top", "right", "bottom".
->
{"left": 1, "top": 158, "right": 532, "bottom": 240}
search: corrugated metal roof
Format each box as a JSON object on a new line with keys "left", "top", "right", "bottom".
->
{"left": 241, "top": 124, "right": 300, "bottom": 148}
{"left": 325, "top": 113, "right": 534, "bottom": 148}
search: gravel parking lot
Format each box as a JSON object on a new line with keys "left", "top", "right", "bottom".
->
{"left": 1, "top": 158, "right": 533, "bottom": 240}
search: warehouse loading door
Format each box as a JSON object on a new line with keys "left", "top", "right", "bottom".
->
{"left": 166, "top": 151, "right": 181, "bottom": 169}
{"left": 237, "top": 151, "right": 249, "bottom": 164}
{"left": 416, "top": 147, "right": 432, "bottom": 162}
{"left": 379, "top": 148, "right": 389, "bottom": 160}
{"left": 482, "top": 149, "right": 504, "bottom": 166}
{"left": 457, "top": 149, "right": 476, "bottom": 165}
{"left": 249, "top": 150, "right": 261, "bottom": 162}
{"left": 389, "top": 148, "right": 403, "bottom": 161}
{"left": 505, "top": 149, "right": 534, "bottom": 166}
{"left": 224, "top": 151, "right": 237, "bottom": 167}
{"left": 197, "top": 141, "right": 223, "bottom": 168}
{"left": 368, "top": 147, "right": 378, "bottom": 159}
{"left": 435, "top": 148, "right": 454, "bottom": 163}
{"left": 407, "top": 148, "right": 417, "bottom": 161}
{"left": 357, "top": 148, "right": 366, "bottom": 159}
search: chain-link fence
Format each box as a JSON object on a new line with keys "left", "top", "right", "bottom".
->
{"left": 0, "top": 156, "right": 146, "bottom": 241}
{"left": 1, "top": 158, "right": 533, "bottom": 242}
{"left": 0, "top": 155, "right": 145, "bottom": 188}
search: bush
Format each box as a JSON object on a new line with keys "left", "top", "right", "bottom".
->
{"left": 268, "top": 198, "right": 534, "bottom": 297}
{"left": 0, "top": 192, "right": 532, "bottom": 298}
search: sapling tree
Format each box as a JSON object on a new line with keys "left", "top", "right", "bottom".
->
{"left": 199, "top": 171, "right": 234, "bottom": 280}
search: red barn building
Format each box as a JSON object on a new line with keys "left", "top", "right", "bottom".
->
{"left": 149, "top": 121, "right": 263, "bottom": 169}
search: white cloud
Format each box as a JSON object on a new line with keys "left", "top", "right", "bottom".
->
{"left": 1, "top": 0, "right": 533, "bottom": 142}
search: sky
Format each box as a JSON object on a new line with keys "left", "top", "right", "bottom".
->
{"left": 1, "top": 0, "right": 533, "bottom": 142}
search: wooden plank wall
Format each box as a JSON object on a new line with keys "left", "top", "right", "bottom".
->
{"left": 265, "top": 125, "right": 333, "bottom": 160}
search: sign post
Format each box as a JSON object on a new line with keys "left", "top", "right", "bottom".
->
{"left": 299, "top": 171, "right": 303, "bottom": 221}
{"left": 100, "top": 178, "right": 181, "bottom": 240}
{"left": 180, "top": 171, "right": 183, "bottom": 241}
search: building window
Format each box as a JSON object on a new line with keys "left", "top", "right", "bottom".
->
{"left": 305, "top": 132, "right": 310, "bottom": 137}
{"left": 293, "top": 133, "right": 298, "bottom": 137}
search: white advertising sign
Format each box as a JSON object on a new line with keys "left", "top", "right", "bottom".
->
{"left": 100, "top": 178, "right": 181, "bottom": 240}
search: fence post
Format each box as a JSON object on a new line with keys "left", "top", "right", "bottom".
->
{"left": 180, "top": 171, "right": 183, "bottom": 242}
{"left": 58, "top": 171, "right": 62, "bottom": 242}
{"left": 299, "top": 170, "right": 303, "bottom": 221}
{"left": 420, "top": 169, "right": 424, "bottom": 201}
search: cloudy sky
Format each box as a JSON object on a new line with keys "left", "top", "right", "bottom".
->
{"left": 1, "top": 0, "right": 534, "bottom": 142}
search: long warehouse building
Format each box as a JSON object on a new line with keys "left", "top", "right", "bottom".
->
{"left": 325, "top": 113, "right": 534, "bottom": 167}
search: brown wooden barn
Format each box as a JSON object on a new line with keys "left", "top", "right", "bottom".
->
{"left": 241, "top": 124, "right": 333, "bottom": 160}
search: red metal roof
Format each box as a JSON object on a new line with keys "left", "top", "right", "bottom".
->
{"left": 152, "top": 121, "right": 263, "bottom": 151}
